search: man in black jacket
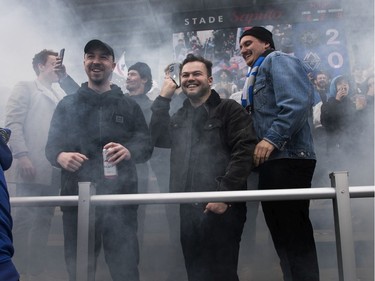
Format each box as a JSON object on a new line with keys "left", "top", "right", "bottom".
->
{"left": 150, "top": 54, "right": 257, "bottom": 281}
{"left": 45, "top": 40, "right": 152, "bottom": 281}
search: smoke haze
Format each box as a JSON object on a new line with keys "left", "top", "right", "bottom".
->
{"left": 0, "top": 0, "right": 373, "bottom": 280}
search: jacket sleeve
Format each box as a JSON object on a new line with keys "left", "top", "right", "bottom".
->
{"left": 150, "top": 96, "right": 173, "bottom": 148}
{"left": 124, "top": 102, "right": 153, "bottom": 164}
{"left": 5, "top": 82, "right": 31, "bottom": 157}
{"left": 58, "top": 75, "right": 80, "bottom": 96}
{"left": 45, "top": 99, "right": 70, "bottom": 168}
{"left": 218, "top": 101, "right": 257, "bottom": 191}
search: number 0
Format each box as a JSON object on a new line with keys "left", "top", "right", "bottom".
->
{"left": 328, "top": 52, "right": 344, "bottom": 68}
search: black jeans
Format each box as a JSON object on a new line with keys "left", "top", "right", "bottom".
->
{"left": 180, "top": 202, "right": 246, "bottom": 281}
{"left": 62, "top": 205, "right": 139, "bottom": 281}
{"left": 259, "top": 158, "right": 319, "bottom": 281}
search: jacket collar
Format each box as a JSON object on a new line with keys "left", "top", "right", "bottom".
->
{"left": 34, "top": 79, "right": 64, "bottom": 104}
{"left": 182, "top": 89, "right": 221, "bottom": 109}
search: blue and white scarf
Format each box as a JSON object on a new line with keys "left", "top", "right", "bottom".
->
{"left": 241, "top": 50, "right": 273, "bottom": 113}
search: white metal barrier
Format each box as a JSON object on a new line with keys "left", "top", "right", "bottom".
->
{"left": 10, "top": 171, "right": 375, "bottom": 281}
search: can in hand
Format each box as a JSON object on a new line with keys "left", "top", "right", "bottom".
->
{"left": 103, "top": 148, "right": 118, "bottom": 179}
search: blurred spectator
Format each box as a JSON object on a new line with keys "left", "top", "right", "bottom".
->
{"left": 312, "top": 70, "right": 331, "bottom": 129}
{"left": 188, "top": 37, "right": 203, "bottom": 57}
{"left": 352, "top": 66, "right": 367, "bottom": 94}
{"left": 175, "top": 38, "right": 187, "bottom": 61}
{"left": 320, "top": 75, "right": 365, "bottom": 181}
{"left": 321, "top": 75, "right": 359, "bottom": 142}
{"left": 213, "top": 69, "right": 238, "bottom": 98}
{"left": 125, "top": 62, "right": 154, "bottom": 248}
{"left": 310, "top": 70, "right": 331, "bottom": 186}
{"left": 313, "top": 70, "right": 330, "bottom": 105}
{"left": 5, "top": 49, "right": 78, "bottom": 280}
{"left": 126, "top": 62, "right": 153, "bottom": 122}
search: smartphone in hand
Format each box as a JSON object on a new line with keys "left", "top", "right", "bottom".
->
{"left": 169, "top": 63, "right": 181, "bottom": 88}
{"left": 59, "top": 48, "right": 65, "bottom": 64}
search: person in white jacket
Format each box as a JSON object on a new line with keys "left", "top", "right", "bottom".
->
{"left": 5, "top": 49, "right": 78, "bottom": 280}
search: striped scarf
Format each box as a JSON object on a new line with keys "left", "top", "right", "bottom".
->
{"left": 241, "top": 50, "right": 273, "bottom": 113}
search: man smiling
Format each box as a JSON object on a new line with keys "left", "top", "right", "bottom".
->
{"left": 150, "top": 54, "right": 257, "bottom": 281}
{"left": 45, "top": 39, "right": 152, "bottom": 281}
{"left": 239, "top": 26, "right": 319, "bottom": 281}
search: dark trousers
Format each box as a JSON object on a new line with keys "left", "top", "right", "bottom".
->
{"left": 12, "top": 183, "right": 58, "bottom": 276}
{"left": 62, "top": 205, "right": 139, "bottom": 281}
{"left": 259, "top": 159, "right": 319, "bottom": 281}
{"left": 180, "top": 203, "right": 246, "bottom": 281}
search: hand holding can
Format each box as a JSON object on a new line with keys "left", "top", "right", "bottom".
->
{"left": 103, "top": 148, "right": 118, "bottom": 179}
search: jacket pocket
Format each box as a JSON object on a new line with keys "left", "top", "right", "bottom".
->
{"left": 253, "top": 78, "right": 267, "bottom": 110}
{"left": 203, "top": 118, "right": 222, "bottom": 130}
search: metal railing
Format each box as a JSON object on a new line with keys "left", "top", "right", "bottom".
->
{"left": 10, "top": 171, "right": 375, "bottom": 281}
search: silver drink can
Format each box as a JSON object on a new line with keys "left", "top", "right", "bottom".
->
{"left": 103, "top": 148, "right": 118, "bottom": 179}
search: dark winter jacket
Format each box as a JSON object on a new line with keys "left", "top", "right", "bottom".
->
{"left": 150, "top": 90, "right": 257, "bottom": 193}
{"left": 320, "top": 75, "right": 362, "bottom": 147}
{"left": 45, "top": 83, "right": 152, "bottom": 196}
{"left": 126, "top": 93, "right": 153, "bottom": 125}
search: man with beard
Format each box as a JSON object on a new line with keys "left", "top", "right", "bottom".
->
{"left": 239, "top": 26, "right": 319, "bottom": 281}
{"left": 311, "top": 70, "right": 331, "bottom": 186}
{"left": 45, "top": 40, "right": 152, "bottom": 281}
{"left": 150, "top": 54, "right": 257, "bottom": 281}
{"left": 312, "top": 70, "right": 330, "bottom": 130}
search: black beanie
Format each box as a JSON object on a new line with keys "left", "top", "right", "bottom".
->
{"left": 128, "top": 62, "right": 153, "bottom": 94}
{"left": 239, "top": 26, "right": 275, "bottom": 49}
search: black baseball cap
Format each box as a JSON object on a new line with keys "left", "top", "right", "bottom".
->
{"left": 84, "top": 39, "right": 115, "bottom": 60}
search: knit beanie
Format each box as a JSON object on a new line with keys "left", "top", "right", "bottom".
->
{"left": 128, "top": 62, "right": 153, "bottom": 94}
{"left": 239, "top": 26, "right": 275, "bottom": 49}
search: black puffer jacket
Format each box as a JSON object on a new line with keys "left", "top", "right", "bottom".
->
{"left": 45, "top": 83, "right": 152, "bottom": 196}
{"left": 150, "top": 90, "right": 256, "bottom": 193}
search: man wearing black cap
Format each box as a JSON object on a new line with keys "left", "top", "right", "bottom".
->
{"left": 239, "top": 27, "right": 319, "bottom": 281}
{"left": 45, "top": 39, "right": 152, "bottom": 281}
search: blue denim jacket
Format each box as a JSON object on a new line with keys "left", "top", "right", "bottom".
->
{"left": 252, "top": 51, "right": 316, "bottom": 160}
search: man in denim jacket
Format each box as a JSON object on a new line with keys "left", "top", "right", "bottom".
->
{"left": 239, "top": 27, "right": 319, "bottom": 281}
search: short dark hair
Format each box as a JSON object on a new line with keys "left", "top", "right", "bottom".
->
{"left": 181, "top": 54, "right": 213, "bottom": 77}
{"left": 32, "top": 49, "right": 58, "bottom": 76}
{"left": 313, "top": 70, "right": 330, "bottom": 81}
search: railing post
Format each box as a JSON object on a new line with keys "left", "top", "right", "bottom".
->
{"left": 76, "top": 182, "right": 96, "bottom": 281}
{"left": 329, "top": 171, "right": 357, "bottom": 281}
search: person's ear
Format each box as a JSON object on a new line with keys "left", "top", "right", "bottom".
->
{"left": 208, "top": 76, "right": 213, "bottom": 86}
{"left": 38, "top": 63, "right": 45, "bottom": 72}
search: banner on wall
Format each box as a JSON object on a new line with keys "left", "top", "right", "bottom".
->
{"left": 171, "top": 2, "right": 349, "bottom": 98}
